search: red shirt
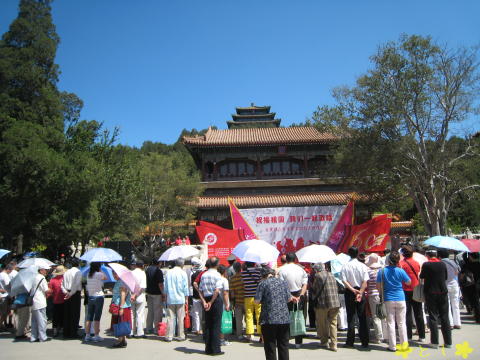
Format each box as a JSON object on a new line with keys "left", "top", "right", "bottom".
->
{"left": 49, "top": 275, "right": 65, "bottom": 304}
{"left": 399, "top": 258, "right": 421, "bottom": 291}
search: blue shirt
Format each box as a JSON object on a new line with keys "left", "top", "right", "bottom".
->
{"left": 164, "top": 266, "right": 189, "bottom": 305}
{"left": 112, "top": 280, "right": 131, "bottom": 308}
{"left": 377, "top": 266, "right": 410, "bottom": 301}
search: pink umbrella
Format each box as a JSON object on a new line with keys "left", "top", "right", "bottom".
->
{"left": 109, "top": 263, "right": 140, "bottom": 295}
{"left": 461, "top": 239, "right": 480, "bottom": 253}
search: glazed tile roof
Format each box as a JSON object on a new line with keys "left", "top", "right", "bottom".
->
{"left": 196, "top": 192, "right": 357, "bottom": 209}
{"left": 183, "top": 127, "right": 338, "bottom": 147}
{"left": 390, "top": 221, "right": 414, "bottom": 229}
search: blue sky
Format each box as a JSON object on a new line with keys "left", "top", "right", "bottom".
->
{"left": 1, "top": 0, "right": 479, "bottom": 147}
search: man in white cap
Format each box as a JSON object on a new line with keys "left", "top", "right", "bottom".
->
{"left": 30, "top": 266, "right": 52, "bottom": 342}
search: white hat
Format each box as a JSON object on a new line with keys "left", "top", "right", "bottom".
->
{"left": 191, "top": 257, "right": 202, "bottom": 266}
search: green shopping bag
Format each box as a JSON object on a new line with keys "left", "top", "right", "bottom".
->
{"left": 289, "top": 304, "right": 306, "bottom": 337}
{"left": 221, "top": 310, "right": 233, "bottom": 334}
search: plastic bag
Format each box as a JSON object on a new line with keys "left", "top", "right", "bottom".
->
{"left": 221, "top": 310, "right": 233, "bottom": 334}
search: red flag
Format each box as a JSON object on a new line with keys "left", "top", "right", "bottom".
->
{"left": 195, "top": 221, "right": 244, "bottom": 265}
{"left": 339, "top": 214, "right": 392, "bottom": 253}
{"left": 228, "top": 197, "right": 258, "bottom": 240}
{"left": 326, "top": 200, "right": 354, "bottom": 252}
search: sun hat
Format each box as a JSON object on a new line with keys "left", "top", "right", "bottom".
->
{"left": 365, "top": 253, "right": 382, "bottom": 269}
{"left": 52, "top": 265, "right": 66, "bottom": 276}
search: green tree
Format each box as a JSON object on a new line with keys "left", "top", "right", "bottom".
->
{"left": 0, "top": 0, "right": 65, "bottom": 253}
{"left": 311, "top": 35, "right": 480, "bottom": 236}
{"left": 132, "top": 150, "right": 202, "bottom": 261}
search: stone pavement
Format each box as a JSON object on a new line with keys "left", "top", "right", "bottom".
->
{"left": 1, "top": 302, "right": 479, "bottom": 360}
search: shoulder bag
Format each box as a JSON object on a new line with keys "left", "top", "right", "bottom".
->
{"left": 375, "top": 269, "right": 387, "bottom": 320}
{"left": 405, "top": 259, "right": 424, "bottom": 303}
{"left": 25, "top": 278, "right": 45, "bottom": 307}
{"left": 289, "top": 302, "right": 306, "bottom": 337}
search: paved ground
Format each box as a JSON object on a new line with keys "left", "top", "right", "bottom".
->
{"left": 1, "top": 302, "right": 479, "bottom": 360}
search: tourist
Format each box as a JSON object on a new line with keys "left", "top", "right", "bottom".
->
{"left": 145, "top": 259, "right": 164, "bottom": 334}
{"left": 84, "top": 262, "right": 107, "bottom": 342}
{"left": 130, "top": 260, "right": 147, "bottom": 338}
{"left": 377, "top": 251, "right": 411, "bottom": 352}
{"left": 420, "top": 249, "right": 452, "bottom": 348}
{"left": 312, "top": 262, "right": 340, "bottom": 352}
{"left": 61, "top": 259, "right": 82, "bottom": 339}
{"left": 217, "top": 264, "right": 231, "bottom": 346}
{"left": 30, "top": 265, "right": 52, "bottom": 342}
{"left": 255, "top": 266, "right": 293, "bottom": 360}
{"left": 341, "top": 246, "right": 370, "bottom": 349}
{"left": 226, "top": 254, "right": 236, "bottom": 279}
{"left": 110, "top": 271, "right": 132, "bottom": 348}
{"left": 48, "top": 265, "right": 66, "bottom": 337}
{"left": 229, "top": 261, "right": 244, "bottom": 340}
{"left": 460, "top": 252, "right": 480, "bottom": 323}
{"left": 399, "top": 245, "right": 426, "bottom": 342}
{"left": 242, "top": 261, "right": 262, "bottom": 342}
{"left": 438, "top": 249, "right": 462, "bottom": 329}
{"left": 163, "top": 258, "right": 189, "bottom": 342}
{"left": 365, "top": 253, "right": 385, "bottom": 344}
{"left": 199, "top": 256, "right": 228, "bottom": 356}
{"left": 0, "top": 264, "right": 12, "bottom": 330}
{"left": 190, "top": 257, "right": 204, "bottom": 336}
{"left": 277, "top": 252, "right": 308, "bottom": 348}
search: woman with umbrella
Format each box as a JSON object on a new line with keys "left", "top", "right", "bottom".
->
{"left": 109, "top": 264, "right": 133, "bottom": 348}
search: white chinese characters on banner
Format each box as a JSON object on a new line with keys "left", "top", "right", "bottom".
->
{"left": 239, "top": 205, "right": 345, "bottom": 252}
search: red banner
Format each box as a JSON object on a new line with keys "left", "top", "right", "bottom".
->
{"left": 339, "top": 214, "right": 392, "bottom": 253}
{"left": 195, "top": 221, "right": 244, "bottom": 265}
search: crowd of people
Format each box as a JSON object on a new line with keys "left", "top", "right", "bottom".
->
{"left": 0, "top": 244, "right": 479, "bottom": 360}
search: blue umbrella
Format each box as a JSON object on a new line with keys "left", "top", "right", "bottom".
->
{"left": 0, "top": 249, "right": 11, "bottom": 259}
{"left": 80, "top": 248, "right": 122, "bottom": 262}
{"left": 424, "top": 236, "right": 469, "bottom": 252}
{"left": 80, "top": 264, "right": 116, "bottom": 282}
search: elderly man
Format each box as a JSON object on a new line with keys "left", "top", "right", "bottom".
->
{"left": 421, "top": 249, "right": 452, "bottom": 349}
{"left": 130, "top": 260, "right": 147, "bottom": 338}
{"left": 312, "top": 262, "right": 340, "bottom": 352}
{"left": 163, "top": 258, "right": 189, "bottom": 342}
{"left": 61, "top": 259, "right": 82, "bottom": 339}
{"left": 30, "top": 266, "right": 52, "bottom": 342}
{"left": 199, "top": 256, "right": 228, "bottom": 356}
{"left": 341, "top": 246, "right": 370, "bottom": 350}
{"left": 145, "top": 259, "right": 164, "bottom": 334}
{"left": 277, "top": 252, "right": 308, "bottom": 348}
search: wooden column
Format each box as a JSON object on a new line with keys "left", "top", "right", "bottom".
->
{"left": 303, "top": 153, "right": 309, "bottom": 177}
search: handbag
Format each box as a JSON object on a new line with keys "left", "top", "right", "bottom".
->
{"left": 404, "top": 259, "right": 425, "bottom": 303}
{"left": 289, "top": 303, "right": 306, "bottom": 337}
{"left": 113, "top": 314, "right": 132, "bottom": 337}
{"left": 184, "top": 303, "right": 191, "bottom": 329}
{"left": 221, "top": 310, "right": 233, "bottom": 334}
{"left": 12, "top": 293, "right": 29, "bottom": 309}
{"left": 109, "top": 303, "right": 120, "bottom": 314}
{"left": 157, "top": 321, "right": 167, "bottom": 337}
{"left": 375, "top": 269, "right": 387, "bottom": 320}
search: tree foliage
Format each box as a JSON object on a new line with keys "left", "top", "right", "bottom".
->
{"left": 311, "top": 35, "right": 480, "bottom": 236}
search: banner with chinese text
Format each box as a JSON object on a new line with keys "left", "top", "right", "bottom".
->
{"left": 237, "top": 205, "right": 346, "bottom": 255}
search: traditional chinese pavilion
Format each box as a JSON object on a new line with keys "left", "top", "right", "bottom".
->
{"left": 182, "top": 104, "right": 357, "bottom": 227}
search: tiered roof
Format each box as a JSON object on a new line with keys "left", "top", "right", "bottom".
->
{"left": 227, "top": 103, "right": 281, "bottom": 128}
{"left": 182, "top": 126, "right": 338, "bottom": 147}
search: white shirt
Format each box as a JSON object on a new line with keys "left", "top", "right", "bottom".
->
{"left": 8, "top": 269, "right": 18, "bottom": 280}
{"left": 0, "top": 271, "right": 10, "bottom": 298}
{"left": 132, "top": 268, "right": 147, "bottom": 303}
{"left": 199, "top": 269, "right": 224, "bottom": 297}
{"left": 86, "top": 272, "right": 105, "bottom": 297}
{"left": 277, "top": 263, "right": 308, "bottom": 292}
{"left": 341, "top": 258, "right": 370, "bottom": 288}
{"left": 31, "top": 274, "right": 49, "bottom": 311}
{"left": 61, "top": 267, "right": 82, "bottom": 296}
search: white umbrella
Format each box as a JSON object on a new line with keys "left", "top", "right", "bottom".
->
{"left": 159, "top": 245, "right": 199, "bottom": 261}
{"left": 18, "top": 257, "right": 55, "bottom": 269}
{"left": 296, "top": 244, "right": 336, "bottom": 264}
{"left": 232, "top": 240, "right": 280, "bottom": 264}
{"left": 80, "top": 248, "right": 122, "bottom": 262}
{"left": 10, "top": 265, "right": 39, "bottom": 296}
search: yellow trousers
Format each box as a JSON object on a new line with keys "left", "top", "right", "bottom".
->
{"left": 244, "top": 297, "right": 261, "bottom": 335}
